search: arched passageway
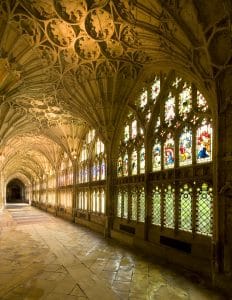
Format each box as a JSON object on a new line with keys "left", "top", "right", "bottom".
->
{"left": 6, "top": 179, "right": 26, "bottom": 204}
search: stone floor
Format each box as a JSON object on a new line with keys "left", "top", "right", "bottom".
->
{"left": 0, "top": 204, "right": 228, "bottom": 300}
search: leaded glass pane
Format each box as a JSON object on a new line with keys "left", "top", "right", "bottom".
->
{"left": 179, "top": 184, "right": 192, "bottom": 231}
{"left": 101, "top": 190, "right": 105, "bottom": 213}
{"left": 196, "top": 123, "right": 212, "bottom": 163}
{"left": 117, "top": 191, "right": 122, "bottom": 217}
{"left": 96, "top": 190, "right": 100, "bottom": 212}
{"left": 154, "top": 117, "right": 160, "bottom": 133}
{"left": 164, "top": 185, "right": 175, "bottom": 228}
{"left": 117, "top": 157, "right": 123, "bottom": 177}
{"left": 140, "top": 146, "right": 145, "bottom": 174}
{"left": 140, "top": 90, "right": 148, "bottom": 108}
{"left": 96, "top": 161, "right": 100, "bottom": 180}
{"left": 124, "top": 125, "right": 129, "bottom": 142}
{"left": 138, "top": 188, "right": 145, "bottom": 222}
{"left": 196, "top": 183, "right": 213, "bottom": 236}
{"left": 132, "top": 120, "right": 137, "bottom": 139}
{"left": 123, "top": 190, "right": 128, "bottom": 219}
{"left": 165, "top": 94, "right": 175, "bottom": 126}
{"left": 179, "top": 85, "right": 192, "bottom": 119}
{"left": 152, "top": 141, "right": 161, "bottom": 171}
{"left": 123, "top": 153, "right": 128, "bottom": 176}
{"left": 179, "top": 127, "right": 192, "bottom": 166}
{"left": 197, "top": 91, "right": 208, "bottom": 112}
{"left": 164, "top": 134, "right": 175, "bottom": 169}
{"left": 131, "top": 149, "right": 137, "bottom": 175}
{"left": 151, "top": 78, "right": 160, "bottom": 101}
{"left": 101, "top": 159, "right": 106, "bottom": 180}
{"left": 131, "top": 190, "right": 137, "bottom": 221}
{"left": 152, "top": 186, "right": 161, "bottom": 225}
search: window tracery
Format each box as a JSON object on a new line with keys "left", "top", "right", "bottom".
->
{"left": 115, "top": 74, "right": 214, "bottom": 238}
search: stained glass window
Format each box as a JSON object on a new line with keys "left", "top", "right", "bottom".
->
{"left": 123, "top": 153, "right": 128, "bottom": 176}
{"left": 197, "top": 91, "right": 208, "bottom": 112}
{"left": 140, "top": 145, "right": 145, "bottom": 174}
{"left": 124, "top": 125, "right": 129, "bottom": 142}
{"left": 132, "top": 120, "right": 137, "bottom": 139}
{"left": 179, "top": 184, "right": 192, "bottom": 231}
{"left": 151, "top": 78, "right": 160, "bottom": 101}
{"left": 165, "top": 93, "right": 175, "bottom": 126}
{"left": 196, "top": 183, "right": 213, "bottom": 236}
{"left": 164, "top": 185, "right": 175, "bottom": 228}
{"left": 152, "top": 186, "right": 161, "bottom": 225}
{"left": 117, "top": 157, "right": 123, "bottom": 177}
{"left": 164, "top": 134, "right": 175, "bottom": 169}
{"left": 131, "top": 149, "right": 137, "bottom": 175}
{"left": 101, "top": 159, "right": 106, "bottom": 180}
{"left": 140, "top": 89, "right": 148, "bottom": 108}
{"left": 152, "top": 140, "right": 161, "bottom": 171}
{"left": 196, "top": 122, "right": 212, "bottom": 163}
{"left": 131, "top": 190, "right": 137, "bottom": 221}
{"left": 179, "top": 84, "right": 192, "bottom": 119}
{"left": 179, "top": 127, "right": 192, "bottom": 166}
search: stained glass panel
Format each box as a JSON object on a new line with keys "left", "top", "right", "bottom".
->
{"left": 131, "top": 190, "right": 137, "bottom": 221}
{"left": 164, "top": 134, "right": 175, "bottom": 169}
{"left": 179, "top": 184, "right": 192, "bottom": 231}
{"left": 152, "top": 141, "right": 161, "bottom": 171}
{"left": 164, "top": 185, "right": 174, "bottom": 228}
{"left": 101, "top": 159, "right": 106, "bottom": 180}
{"left": 151, "top": 78, "right": 160, "bottom": 101}
{"left": 196, "top": 123, "right": 212, "bottom": 163}
{"left": 131, "top": 149, "right": 137, "bottom": 175}
{"left": 117, "top": 157, "right": 123, "bottom": 177}
{"left": 124, "top": 125, "right": 129, "bottom": 142}
{"left": 197, "top": 91, "right": 208, "bottom": 112}
{"left": 165, "top": 94, "right": 175, "bottom": 126}
{"left": 139, "top": 146, "right": 145, "bottom": 174}
{"left": 179, "top": 85, "right": 192, "bottom": 119}
{"left": 196, "top": 183, "right": 212, "bottom": 236}
{"left": 140, "top": 90, "right": 148, "bottom": 108}
{"left": 179, "top": 127, "right": 192, "bottom": 166}
{"left": 152, "top": 186, "right": 161, "bottom": 225}
{"left": 123, "top": 153, "right": 128, "bottom": 176}
{"left": 132, "top": 120, "right": 137, "bottom": 139}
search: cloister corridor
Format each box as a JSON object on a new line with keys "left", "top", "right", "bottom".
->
{"left": 0, "top": 204, "right": 227, "bottom": 300}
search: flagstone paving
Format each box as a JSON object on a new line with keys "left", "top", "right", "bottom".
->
{"left": 0, "top": 204, "right": 227, "bottom": 299}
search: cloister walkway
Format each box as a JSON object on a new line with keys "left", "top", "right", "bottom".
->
{"left": 0, "top": 204, "right": 226, "bottom": 300}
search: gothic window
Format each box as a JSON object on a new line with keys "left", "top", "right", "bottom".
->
{"left": 92, "top": 138, "right": 106, "bottom": 181}
{"left": 115, "top": 74, "right": 213, "bottom": 239}
{"left": 164, "top": 185, "right": 175, "bottom": 228}
{"left": 164, "top": 133, "right": 175, "bottom": 169}
{"left": 196, "top": 121, "right": 212, "bottom": 163}
{"left": 179, "top": 184, "right": 192, "bottom": 232}
{"left": 117, "top": 111, "right": 145, "bottom": 177}
{"left": 152, "top": 186, "right": 161, "bottom": 226}
{"left": 179, "top": 127, "right": 192, "bottom": 166}
{"left": 196, "top": 183, "right": 213, "bottom": 236}
{"left": 152, "top": 140, "right": 161, "bottom": 171}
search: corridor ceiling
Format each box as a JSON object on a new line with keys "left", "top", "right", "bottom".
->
{"left": 0, "top": 0, "right": 231, "bottom": 183}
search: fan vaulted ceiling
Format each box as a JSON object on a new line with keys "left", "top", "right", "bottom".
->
{"left": 0, "top": 0, "right": 231, "bottom": 183}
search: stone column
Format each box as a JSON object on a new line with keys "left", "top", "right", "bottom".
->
{"left": 0, "top": 172, "right": 4, "bottom": 211}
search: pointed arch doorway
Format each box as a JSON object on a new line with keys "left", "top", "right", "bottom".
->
{"left": 6, "top": 179, "right": 26, "bottom": 203}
